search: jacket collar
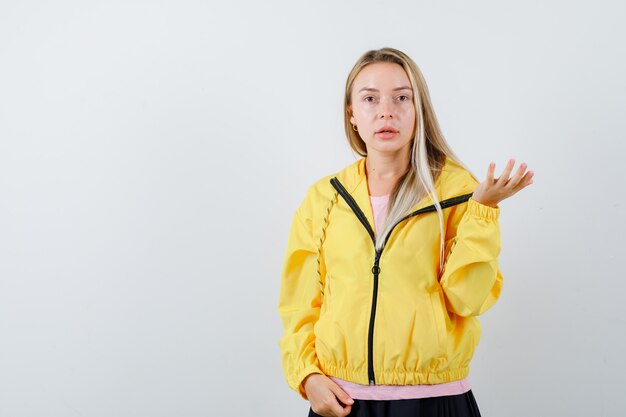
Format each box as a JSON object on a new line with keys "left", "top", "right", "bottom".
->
{"left": 332, "top": 156, "right": 464, "bottom": 228}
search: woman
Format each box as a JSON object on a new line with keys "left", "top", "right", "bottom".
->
{"left": 278, "top": 47, "right": 533, "bottom": 417}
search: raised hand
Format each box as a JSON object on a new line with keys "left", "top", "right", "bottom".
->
{"left": 471, "top": 158, "right": 534, "bottom": 208}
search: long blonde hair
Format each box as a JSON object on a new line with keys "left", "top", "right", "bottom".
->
{"left": 344, "top": 47, "right": 476, "bottom": 272}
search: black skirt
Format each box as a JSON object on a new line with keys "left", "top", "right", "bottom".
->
{"left": 307, "top": 390, "right": 481, "bottom": 417}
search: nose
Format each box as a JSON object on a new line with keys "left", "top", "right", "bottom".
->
{"left": 379, "top": 97, "right": 393, "bottom": 119}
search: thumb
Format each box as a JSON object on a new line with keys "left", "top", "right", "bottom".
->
{"left": 328, "top": 382, "right": 354, "bottom": 405}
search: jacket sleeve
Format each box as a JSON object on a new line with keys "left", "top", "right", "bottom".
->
{"left": 277, "top": 202, "right": 324, "bottom": 400}
{"left": 439, "top": 196, "right": 504, "bottom": 317}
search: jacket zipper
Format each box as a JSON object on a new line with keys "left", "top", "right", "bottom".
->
{"left": 329, "top": 177, "right": 472, "bottom": 385}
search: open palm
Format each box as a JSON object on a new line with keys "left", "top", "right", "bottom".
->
{"left": 471, "top": 159, "right": 534, "bottom": 208}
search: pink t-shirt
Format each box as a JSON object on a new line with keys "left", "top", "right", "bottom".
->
{"left": 327, "top": 193, "right": 471, "bottom": 400}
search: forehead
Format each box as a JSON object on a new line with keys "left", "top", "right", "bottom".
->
{"left": 352, "top": 62, "right": 411, "bottom": 92}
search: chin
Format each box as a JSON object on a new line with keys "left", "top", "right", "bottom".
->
{"left": 370, "top": 141, "right": 412, "bottom": 154}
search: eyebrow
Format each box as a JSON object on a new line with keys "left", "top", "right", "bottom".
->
{"left": 357, "top": 86, "right": 413, "bottom": 93}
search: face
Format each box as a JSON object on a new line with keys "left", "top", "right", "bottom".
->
{"left": 349, "top": 62, "right": 416, "bottom": 156}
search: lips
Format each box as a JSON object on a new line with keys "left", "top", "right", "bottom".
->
{"left": 376, "top": 126, "right": 399, "bottom": 133}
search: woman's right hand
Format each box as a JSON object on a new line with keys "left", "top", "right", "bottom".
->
{"left": 303, "top": 373, "right": 354, "bottom": 417}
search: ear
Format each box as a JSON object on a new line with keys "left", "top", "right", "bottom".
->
{"left": 348, "top": 106, "right": 355, "bottom": 125}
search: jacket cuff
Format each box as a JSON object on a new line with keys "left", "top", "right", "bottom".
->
{"left": 468, "top": 197, "right": 500, "bottom": 221}
{"left": 290, "top": 365, "right": 324, "bottom": 400}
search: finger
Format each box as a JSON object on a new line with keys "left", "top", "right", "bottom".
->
{"left": 486, "top": 162, "right": 495, "bottom": 184}
{"left": 508, "top": 170, "right": 534, "bottom": 195}
{"left": 522, "top": 170, "right": 534, "bottom": 186}
{"left": 330, "top": 399, "right": 348, "bottom": 417}
{"left": 329, "top": 384, "right": 354, "bottom": 406}
{"left": 497, "top": 158, "right": 516, "bottom": 185}
{"left": 507, "top": 162, "right": 528, "bottom": 188}
{"left": 317, "top": 395, "right": 340, "bottom": 417}
{"left": 338, "top": 404, "right": 352, "bottom": 417}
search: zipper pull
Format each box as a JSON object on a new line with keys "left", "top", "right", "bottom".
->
{"left": 372, "top": 250, "right": 382, "bottom": 275}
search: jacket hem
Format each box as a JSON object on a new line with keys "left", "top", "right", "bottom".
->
{"left": 320, "top": 362, "right": 471, "bottom": 386}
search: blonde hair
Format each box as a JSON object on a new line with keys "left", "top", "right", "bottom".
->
{"left": 344, "top": 47, "right": 476, "bottom": 273}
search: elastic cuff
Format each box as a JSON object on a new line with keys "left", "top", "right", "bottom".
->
{"left": 468, "top": 197, "right": 500, "bottom": 221}
{"left": 290, "top": 365, "right": 324, "bottom": 400}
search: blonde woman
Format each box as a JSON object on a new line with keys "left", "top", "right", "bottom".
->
{"left": 278, "top": 47, "right": 533, "bottom": 417}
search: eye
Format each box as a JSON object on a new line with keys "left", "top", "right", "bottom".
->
{"left": 364, "top": 96, "right": 375, "bottom": 102}
{"left": 397, "top": 95, "right": 411, "bottom": 101}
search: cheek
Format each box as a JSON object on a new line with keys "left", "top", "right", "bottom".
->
{"left": 403, "top": 108, "right": 416, "bottom": 123}
{"left": 402, "top": 110, "right": 416, "bottom": 133}
{"left": 353, "top": 108, "right": 371, "bottom": 121}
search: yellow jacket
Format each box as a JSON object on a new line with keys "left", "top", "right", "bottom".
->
{"left": 278, "top": 156, "right": 503, "bottom": 399}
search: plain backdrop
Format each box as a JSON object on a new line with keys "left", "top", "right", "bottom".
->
{"left": 1, "top": 1, "right": 625, "bottom": 416}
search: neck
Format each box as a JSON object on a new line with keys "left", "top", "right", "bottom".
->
{"left": 365, "top": 150, "right": 410, "bottom": 181}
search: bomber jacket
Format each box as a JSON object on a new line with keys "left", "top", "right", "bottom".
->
{"left": 278, "top": 156, "right": 503, "bottom": 399}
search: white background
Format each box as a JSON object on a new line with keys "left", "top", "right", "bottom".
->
{"left": 1, "top": 1, "right": 625, "bottom": 416}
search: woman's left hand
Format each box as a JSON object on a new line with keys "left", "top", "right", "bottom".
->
{"left": 471, "top": 158, "right": 534, "bottom": 208}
